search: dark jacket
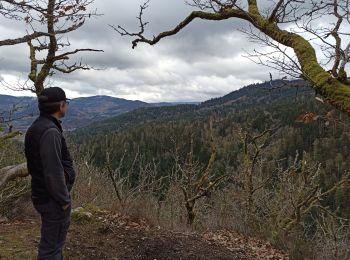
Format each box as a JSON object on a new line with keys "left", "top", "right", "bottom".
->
{"left": 25, "top": 114, "right": 75, "bottom": 206}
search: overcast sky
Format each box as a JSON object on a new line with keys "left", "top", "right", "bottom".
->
{"left": 0, "top": 0, "right": 346, "bottom": 102}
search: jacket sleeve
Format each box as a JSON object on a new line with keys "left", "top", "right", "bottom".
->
{"left": 61, "top": 136, "right": 76, "bottom": 192}
{"left": 40, "top": 128, "right": 71, "bottom": 206}
{"left": 63, "top": 163, "right": 76, "bottom": 192}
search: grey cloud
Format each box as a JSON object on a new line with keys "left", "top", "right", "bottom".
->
{"left": 0, "top": 0, "right": 335, "bottom": 102}
{"left": 0, "top": 45, "right": 28, "bottom": 74}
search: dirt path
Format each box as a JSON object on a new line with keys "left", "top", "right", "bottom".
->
{"left": 0, "top": 211, "right": 288, "bottom": 260}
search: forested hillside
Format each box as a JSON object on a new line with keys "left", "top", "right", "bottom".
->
{"left": 2, "top": 80, "right": 350, "bottom": 258}
{"left": 2, "top": 0, "right": 350, "bottom": 259}
{"left": 70, "top": 80, "right": 350, "bottom": 258}
{"left": 72, "top": 80, "right": 342, "bottom": 174}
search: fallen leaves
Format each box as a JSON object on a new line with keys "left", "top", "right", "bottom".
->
{"left": 295, "top": 112, "right": 319, "bottom": 123}
{"left": 295, "top": 110, "right": 337, "bottom": 127}
{"left": 203, "top": 230, "right": 289, "bottom": 260}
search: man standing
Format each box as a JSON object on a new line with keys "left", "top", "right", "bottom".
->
{"left": 25, "top": 87, "right": 75, "bottom": 260}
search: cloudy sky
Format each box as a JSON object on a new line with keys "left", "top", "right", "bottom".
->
{"left": 0, "top": 0, "right": 345, "bottom": 102}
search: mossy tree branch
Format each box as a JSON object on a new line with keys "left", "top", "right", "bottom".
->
{"left": 116, "top": 0, "right": 350, "bottom": 115}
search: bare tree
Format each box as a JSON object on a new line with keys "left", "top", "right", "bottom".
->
{"left": 105, "top": 146, "right": 166, "bottom": 212}
{"left": 0, "top": 0, "right": 102, "bottom": 93}
{"left": 0, "top": 104, "right": 30, "bottom": 187}
{"left": 237, "top": 126, "right": 279, "bottom": 221}
{"left": 114, "top": 0, "right": 350, "bottom": 115}
{"left": 0, "top": 0, "right": 102, "bottom": 194}
{"left": 0, "top": 107, "right": 29, "bottom": 213}
{"left": 172, "top": 119, "right": 225, "bottom": 226}
{"left": 268, "top": 152, "right": 349, "bottom": 237}
{"left": 312, "top": 211, "right": 350, "bottom": 259}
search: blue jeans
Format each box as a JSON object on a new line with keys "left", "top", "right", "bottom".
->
{"left": 33, "top": 199, "right": 71, "bottom": 260}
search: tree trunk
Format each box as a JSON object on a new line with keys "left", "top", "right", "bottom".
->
{"left": 185, "top": 201, "right": 195, "bottom": 226}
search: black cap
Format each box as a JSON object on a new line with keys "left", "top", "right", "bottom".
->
{"left": 38, "top": 87, "right": 69, "bottom": 103}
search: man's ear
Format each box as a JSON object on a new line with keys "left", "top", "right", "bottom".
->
{"left": 60, "top": 101, "right": 65, "bottom": 111}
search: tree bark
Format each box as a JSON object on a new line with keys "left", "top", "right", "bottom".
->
{"left": 0, "top": 163, "right": 28, "bottom": 191}
{"left": 120, "top": 4, "right": 350, "bottom": 115}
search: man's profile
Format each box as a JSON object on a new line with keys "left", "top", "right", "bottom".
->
{"left": 25, "top": 87, "right": 75, "bottom": 260}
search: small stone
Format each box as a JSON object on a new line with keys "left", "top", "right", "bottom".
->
{"left": 0, "top": 217, "right": 9, "bottom": 223}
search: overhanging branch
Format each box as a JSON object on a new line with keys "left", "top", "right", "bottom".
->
{"left": 113, "top": 7, "right": 250, "bottom": 49}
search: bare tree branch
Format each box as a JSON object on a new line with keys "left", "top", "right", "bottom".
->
{"left": 115, "top": 0, "right": 350, "bottom": 115}
{"left": 0, "top": 163, "right": 28, "bottom": 191}
{"left": 1, "top": 0, "right": 102, "bottom": 94}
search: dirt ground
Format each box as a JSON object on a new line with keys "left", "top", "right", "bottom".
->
{"left": 0, "top": 210, "right": 288, "bottom": 260}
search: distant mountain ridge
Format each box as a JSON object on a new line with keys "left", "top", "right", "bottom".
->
{"left": 0, "top": 79, "right": 310, "bottom": 132}
{"left": 73, "top": 79, "right": 313, "bottom": 136}
{"left": 0, "top": 94, "right": 199, "bottom": 131}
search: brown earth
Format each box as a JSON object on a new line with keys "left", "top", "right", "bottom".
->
{"left": 0, "top": 210, "right": 288, "bottom": 260}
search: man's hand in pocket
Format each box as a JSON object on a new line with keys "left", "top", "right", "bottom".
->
{"left": 62, "top": 203, "right": 70, "bottom": 210}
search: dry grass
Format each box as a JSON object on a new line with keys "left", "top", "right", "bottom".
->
{"left": 6, "top": 158, "right": 346, "bottom": 260}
